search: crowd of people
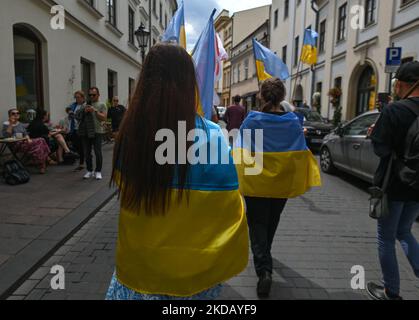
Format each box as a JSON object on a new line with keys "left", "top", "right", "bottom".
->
{"left": 1, "top": 87, "right": 126, "bottom": 179}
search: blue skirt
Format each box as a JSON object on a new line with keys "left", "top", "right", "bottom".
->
{"left": 105, "top": 272, "right": 223, "bottom": 300}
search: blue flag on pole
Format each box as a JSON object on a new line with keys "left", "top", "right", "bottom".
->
{"left": 161, "top": 1, "right": 187, "bottom": 49}
{"left": 192, "top": 9, "right": 217, "bottom": 120}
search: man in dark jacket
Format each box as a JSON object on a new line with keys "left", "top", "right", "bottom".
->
{"left": 368, "top": 61, "right": 419, "bottom": 300}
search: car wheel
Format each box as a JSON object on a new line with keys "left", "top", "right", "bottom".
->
{"left": 320, "top": 147, "right": 336, "bottom": 174}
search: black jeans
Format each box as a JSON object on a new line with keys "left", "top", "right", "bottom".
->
{"left": 83, "top": 134, "right": 103, "bottom": 172}
{"left": 245, "top": 197, "right": 288, "bottom": 277}
{"left": 69, "top": 132, "right": 84, "bottom": 165}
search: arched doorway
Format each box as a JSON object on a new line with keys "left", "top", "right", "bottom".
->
{"left": 356, "top": 66, "right": 377, "bottom": 116}
{"left": 13, "top": 24, "right": 44, "bottom": 113}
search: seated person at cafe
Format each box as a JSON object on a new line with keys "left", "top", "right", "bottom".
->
{"left": 2, "top": 108, "right": 51, "bottom": 174}
{"left": 27, "top": 110, "right": 77, "bottom": 165}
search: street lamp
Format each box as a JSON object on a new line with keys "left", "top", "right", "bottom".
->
{"left": 135, "top": 23, "right": 150, "bottom": 63}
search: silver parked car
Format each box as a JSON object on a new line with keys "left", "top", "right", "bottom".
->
{"left": 320, "top": 110, "right": 381, "bottom": 183}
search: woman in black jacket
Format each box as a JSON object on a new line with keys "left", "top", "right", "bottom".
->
{"left": 28, "top": 110, "right": 77, "bottom": 164}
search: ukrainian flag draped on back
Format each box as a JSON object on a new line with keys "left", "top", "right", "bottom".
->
{"left": 192, "top": 10, "right": 217, "bottom": 120}
{"left": 301, "top": 29, "right": 319, "bottom": 66}
{"left": 115, "top": 117, "right": 249, "bottom": 297}
{"left": 233, "top": 111, "right": 322, "bottom": 199}
{"left": 161, "top": 1, "right": 187, "bottom": 49}
{"left": 253, "top": 38, "right": 290, "bottom": 82}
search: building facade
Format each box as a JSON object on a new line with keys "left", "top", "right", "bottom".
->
{"left": 214, "top": 10, "right": 232, "bottom": 108}
{"left": 230, "top": 5, "right": 271, "bottom": 112}
{"left": 0, "top": 0, "right": 176, "bottom": 124}
{"left": 270, "top": 0, "right": 419, "bottom": 121}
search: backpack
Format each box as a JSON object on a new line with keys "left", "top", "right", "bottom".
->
{"left": 395, "top": 100, "right": 419, "bottom": 190}
{"left": 3, "top": 160, "right": 30, "bottom": 186}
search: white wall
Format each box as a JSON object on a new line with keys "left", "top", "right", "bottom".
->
{"left": 0, "top": 0, "right": 156, "bottom": 124}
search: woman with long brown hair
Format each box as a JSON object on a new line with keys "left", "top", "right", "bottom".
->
{"left": 106, "top": 44, "right": 249, "bottom": 300}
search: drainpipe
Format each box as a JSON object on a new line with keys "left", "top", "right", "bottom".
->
{"left": 310, "top": 0, "right": 320, "bottom": 106}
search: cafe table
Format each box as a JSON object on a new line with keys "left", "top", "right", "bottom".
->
{"left": 0, "top": 137, "right": 30, "bottom": 164}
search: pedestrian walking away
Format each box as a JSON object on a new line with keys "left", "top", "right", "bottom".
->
{"left": 76, "top": 87, "right": 108, "bottom": 180}
{"left": 225, "top": 95, "right": 246, "bottom": 144}
{"left": 368, "top": 61, "right": 419, "bottom": 301}
{"left": 232, "top": 78, "right": 322, "bottom": 298}
{"left": 106, "top": 43, "right": 249, "bottom": 301}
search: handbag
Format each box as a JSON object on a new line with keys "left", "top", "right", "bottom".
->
{"left": 368, "top": 154, "right": 394, "bottom": 220}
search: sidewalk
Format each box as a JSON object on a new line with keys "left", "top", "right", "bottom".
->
{"left": 0, "top": 144, "right": 116, "bottom": 298}
{"left": 8, "top": 170, "right": 419, "bottom": 300}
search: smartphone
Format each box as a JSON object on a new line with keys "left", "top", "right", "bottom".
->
{"left": 377, "top": 93, "right": 390, "bottom": 104}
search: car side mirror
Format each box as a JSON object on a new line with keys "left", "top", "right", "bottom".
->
{"left": 335, "top": 125, "right": 344, "bottom": 137}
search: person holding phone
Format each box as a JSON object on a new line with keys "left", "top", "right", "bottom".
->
{"left": 76, "top": 87, "right": 107, "bottom": 180}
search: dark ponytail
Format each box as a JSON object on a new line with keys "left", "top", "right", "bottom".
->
{"left": 260, "top": 78, "right": 286, "bottom": 113}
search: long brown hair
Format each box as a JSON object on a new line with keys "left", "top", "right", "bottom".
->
{"left": 260, "top": 78, "right": 286, "bottom": 113}
{"left": 111, "top": 44, "right": 197, "bottom": 215}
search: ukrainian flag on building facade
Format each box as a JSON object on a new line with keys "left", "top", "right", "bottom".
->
{"left": 192, "top": 10, "right": 217, "bottom": 119}
{"left": 115, "top": 117, "right": 249, "bottom": 297}
{"left": 233, "top": 111, "right": 322, "bottom": 199}
{"left": 253, "top": 38, "right": 290, "bottom": 82}
{"left": 301, "top": 29, "right": 319, "bottom": 66}
{"left": 161, "top": 1, "right": 187, "bottom": 49}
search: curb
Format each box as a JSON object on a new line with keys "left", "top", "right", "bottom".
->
{"left": 0, "top": 185, "right": 117, "bottom": 299}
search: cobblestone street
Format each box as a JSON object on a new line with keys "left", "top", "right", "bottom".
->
{"left": 7, "top": 168, "right": 419, "bottom": 300}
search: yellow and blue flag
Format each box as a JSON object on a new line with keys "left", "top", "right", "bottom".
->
{"left": 253, "top": 38, "right": 290, "bottom": 82}
{"left": 233, "top": 111, "right": 322, "bottom": 199}
{"left": 115, "top": 117, "right": 249, "bottom": 297}
{"left": 161, "top": 1, "right": 187, "bottom": 49}
{"left": 301, "top": 28, "right": 319, "bottom": 66}
{"left": 192, "top": 9, "right": 217, "bottom": 120}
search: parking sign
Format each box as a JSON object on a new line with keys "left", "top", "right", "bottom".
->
{"left": 385, "top": 47, "right": 402, "bottom": 73}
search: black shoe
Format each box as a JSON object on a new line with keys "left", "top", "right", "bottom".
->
{"left": 366, "top": 282, "right": 403, "bottom": 300}
{"left": 64, "top": 151, "right": 79, "bottom": 159}
{"left": 257, "top": 272, "right": 272, "bottom": 298}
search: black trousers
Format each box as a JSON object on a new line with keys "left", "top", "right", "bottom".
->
{"left": 245, "top": 197, "right": 288, "bottom": 277}
{"left": 69, "top": 132, "right": 84, "bottom": 165}
{"left": 83, "top": 135, "right": 103, "bottom": 172}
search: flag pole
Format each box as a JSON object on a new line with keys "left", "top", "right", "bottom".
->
{"left": 292, "top": 57, "right": 303, "bottom": 106}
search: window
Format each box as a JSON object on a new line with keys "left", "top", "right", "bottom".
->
{"left": 284, "top": 0, "right": 289, "bottom": 19}
{"left": 274, "top": 9, "right": 279, "bottom": 28}
{"left": 401, "top": 0, "right": 416, "bottom": 8}
{"left": 107, "top": 0, "right": 117, "bottom": 27}
{"left": 294, "top": 36, "right": 299, "bottom": 66}
{"left": 108, "top": 70, "right": 118, "bottom": 102}
{"left": 153, "top": 0, "right": 156, "bottom": 14}
{"left": 237, "top": 63, "right": 241, "bottom": 82}
{"left": 159, "top": 3, "right": 163, "bottom": 24}
{"left": 337, "top": 3, "right": 347, "bottom": 42}
{"left": 13, "top": 25, "right": 44, "bottom": 111}
{"left": 165, "top": 13, "right": 168, "bottom": 29}
{"left": 85, "top": 0, "right": 94, "bottom": 6}
{"left": 345, "top": 114, "right": 379, "bottom": 136}
{"left": 319, "top": 20, "right": 326, "bottom": 53}
{"left": 129, "top": 78, "right": 135, "bottom": 100}
{"left": 128, "top": 7, "right": 135, "bottom": 45}
{"left": 81, "top": 59, "right": 92, "bottom": 98}
{"left": 244, "top": 59, "right": 249, "bottom": 80}
{"left": 282, "top": 45, "right": 287, "bottom": 64}
{"left": 365, "top": 0, "right": 376, "bottom": 26}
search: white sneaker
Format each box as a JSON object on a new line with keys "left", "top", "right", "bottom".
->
{"left": 83, "top": 172, "right": 94, "bottom": 179}
{"left": 95, "top": 172, "right": 103, "bottom": 180}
